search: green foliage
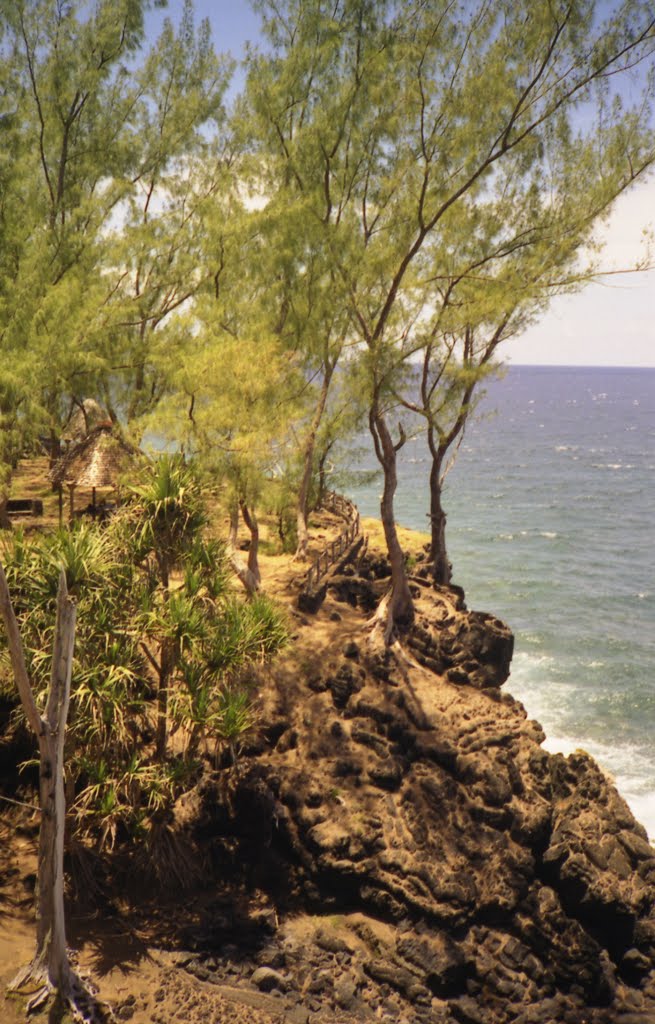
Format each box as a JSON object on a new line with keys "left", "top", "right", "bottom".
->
{"left": 240, "top": 0, "right": 654, "bottom": 602}
{"left": 247, "top": 594, "right": 290, "bottom": 658}
{"left": 2, "top": 0, "right": 652, "bottom": 607}
{"left": 127, "top": 454, "right": 208, "bottom": 568}
{"left": 0, "top": 1, "right": 653, "bottom": 824}
{"left": 205, "top": 593, "right": 288, "bottom": 675}
{"left": 0, "top": 0, "right": 231, "bottom": 508}
{"left": 0, "top": 463, "right": 289, "bottom": 848}
{"left": 262, "top": 478, "right": 299, "bottom": 554}
{"left": 40, "top": 525, "right": 119, "bottom": 597}
{"left": 214, "top": 685, "right": 254, "bottom": 759}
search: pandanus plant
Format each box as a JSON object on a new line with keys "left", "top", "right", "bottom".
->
{"left": 125, "top": 454, "right": 208, "bottom": 757}
{"left": 0, "top": 456, "right": 289, "bottom": 858}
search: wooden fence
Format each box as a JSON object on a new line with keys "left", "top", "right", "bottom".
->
{"left": 304, "top": 492, "right": 361, "bottom": 591}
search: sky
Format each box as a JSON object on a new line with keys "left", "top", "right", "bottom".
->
{"left": 146, "top": 1, "right": 655, "bottom": 369}
{"left": 503, "top": 180, "right": 655, "bottom": 368}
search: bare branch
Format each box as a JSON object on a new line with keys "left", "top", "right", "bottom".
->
{"left": 0, "top": 563, "right": 45, "bottom": 739}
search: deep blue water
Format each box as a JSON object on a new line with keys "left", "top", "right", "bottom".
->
{"left": 347, "top": 366, "right": 655, "bottom": 838}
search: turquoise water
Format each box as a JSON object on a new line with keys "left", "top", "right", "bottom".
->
{"left": 347, "top": 366, "right": 655, "bottom": 838}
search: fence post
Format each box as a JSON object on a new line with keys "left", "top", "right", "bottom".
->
{"left": 301, "top": 493, "right": 363, "bottom": 602}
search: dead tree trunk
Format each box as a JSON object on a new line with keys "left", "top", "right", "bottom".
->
{"left": 0, "top": 564, "right": 107, "bottom": 1018}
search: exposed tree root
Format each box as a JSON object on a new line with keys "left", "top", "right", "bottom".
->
{"left": 292, "top": 537, "right": 309, "bottom": 562}
{"left": 9, "top": 959, "right": 114, "bottom": 1022}
{"left": 387, "top": 637, "right": 421, "bottom": 680}
{"left": 228, "top": 547, "right": 260, "bottom": 597}
{"left": 368, "top": 588, "right": 416, "bottom": 649}
{"left": 367, "top": 591, "right": 395, "bottom": 648}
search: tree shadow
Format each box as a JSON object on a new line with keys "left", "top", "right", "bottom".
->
{"left": 68, "top": 912, "right": 154, "bottom": 979}
{"left": 66, "top": 861, "right": 283, "bottom": 983}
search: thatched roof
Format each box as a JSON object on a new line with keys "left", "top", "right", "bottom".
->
{"left": 62, "top": 399, "right": 112, "bottom": 443}
{"left": 50, "top": 426, "right": 139, "bottom": 490}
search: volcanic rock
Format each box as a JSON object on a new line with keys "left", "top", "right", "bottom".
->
{"left": 182, "top": 567, "right": 655, "bottom": 1024}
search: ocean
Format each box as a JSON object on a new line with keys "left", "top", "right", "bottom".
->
{"left": 346, "top": 365, "right": 655, "bottom": 839}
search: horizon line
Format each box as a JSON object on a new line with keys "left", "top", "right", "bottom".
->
{"left": 502, "top": 362, "right": 655, "bottom": 371}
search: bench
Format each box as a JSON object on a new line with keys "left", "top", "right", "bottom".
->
{"left": 7, "top": 499, "right": 44, "bottom": 517}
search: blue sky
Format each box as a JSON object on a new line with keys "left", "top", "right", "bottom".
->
{"left": 146, "top": 0, "right": 261, "bottom": 70}
{"left": 147, "top": 1, "right": 655, "bottom": 368}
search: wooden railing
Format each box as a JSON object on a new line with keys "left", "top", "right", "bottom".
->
{"left": 304, "top": 492, "right": 361, "bottom": 591}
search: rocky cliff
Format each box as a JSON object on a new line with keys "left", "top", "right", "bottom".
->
{"left": 176, "top": 556, "right": 655, "bottom": 1024}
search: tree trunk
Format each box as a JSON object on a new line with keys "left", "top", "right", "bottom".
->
{"left": 229, "top": 551, "right": 260, "bottom": 597}
{"left": 0, "top": 566, "right": 92, "bottom": 1013}
{"left": 316, "top": 442, "right": 335, "bottom": 509}
{"left": 0, "top": 496, "right": 11, "bottom": 531}
{"left": 228, "top": 499, "right": 239, "bottom": 549}
{"left": 241, "top": 501, "right": 261, "bottom": 595}
{"left": 37, "top": 576, "right": 76, "bottom": 990}
{"left": 369, "top": 407, "right": 414, "bottom": 637}
{"left": 155, "top": 639, "right": 172, "bottom": 760}
{"left": 295, "top": 367, "right": 333, "bottom": 560}
{"left": 155, "top": 559, "right": 171, "bottom": 761}
{"left": 228, "top": 501, "right": 261, "bottom": 597}
{"left": 427, "top": 433, "right": 452, "bottom": 585}
{"left": 47, "top": 428, "right": 61, "bottom": 470}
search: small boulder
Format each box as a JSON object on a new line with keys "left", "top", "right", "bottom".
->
{"left": 251, "top": 965, "right": 288, "bottom": 992}
{"left": 334, "top": 975, "right": 357, "bottom": 1009}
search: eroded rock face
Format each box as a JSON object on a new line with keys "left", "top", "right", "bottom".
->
{"left": 186, "top": 579, "right": 655, "bottom": 1024}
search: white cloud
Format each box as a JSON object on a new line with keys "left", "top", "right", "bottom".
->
{"left": 504, "top": 176, "right": 655, "bottom": 367}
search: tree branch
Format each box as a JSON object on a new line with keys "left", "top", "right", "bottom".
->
{"left": 0, "top": 562, "right": 45, "bottom": 739}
